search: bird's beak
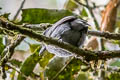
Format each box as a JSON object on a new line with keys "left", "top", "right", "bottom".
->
{"left": 88, "top": 26, "right": 92, "bottom": 30}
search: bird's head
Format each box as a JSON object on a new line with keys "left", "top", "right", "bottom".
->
{"left": 70, "top": 18, "right": 89, "bottom": 33}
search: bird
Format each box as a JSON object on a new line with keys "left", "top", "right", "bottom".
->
{"left": 39, "top": 16, "right": 89, "bottom": 57}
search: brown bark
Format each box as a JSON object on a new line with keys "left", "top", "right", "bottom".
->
{"left": 101, "top": 0, "right": 119, "bottom": 32}
{"left": 86, "top": 0, "right": 120, "bottom": 50}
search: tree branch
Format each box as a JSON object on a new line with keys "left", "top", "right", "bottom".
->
{"left": 23, "top": 23, "right": 120, "bottom": 40}
{"left": 0, "top": 34, "right": 25, "bottom": 78}
{"left": 0, "top": 17, "right": 120, "bottom": 61}
{"left": 88, "top": 30, "right": 120, "bottom": 40}
{"left": 74, "top": 0, "right": 105, "bottom": 9}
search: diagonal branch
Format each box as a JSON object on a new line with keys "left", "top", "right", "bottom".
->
{"left": 1, "top": 17, "right": 120, "bottom": 61}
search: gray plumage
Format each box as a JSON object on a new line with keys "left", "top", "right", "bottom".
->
{"left": 39, "top": 16, "right": 89, "bottom": 57}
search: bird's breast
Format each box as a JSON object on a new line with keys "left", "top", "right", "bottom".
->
{"left": 61, "top": 30, "right": 81, "bottom": 47}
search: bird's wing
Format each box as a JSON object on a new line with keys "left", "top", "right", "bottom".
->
{"left": 50, "top": 22, "right": 71, "bottom": 38}
{"left": 44, "top": 16, "right": 77, "bottom": 37}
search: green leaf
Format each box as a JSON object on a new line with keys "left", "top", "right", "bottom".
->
{"left": 64, "top": 0, "right": 78, "bottom": 11}
{"left": 9, "top": 59, "right": 22, "bottom": 67}
{"left": 110, "top": 59, "right": 120, "bottom": 67}
{"left": 17, "top": 46, "right": 54, "bottom": 80}
{"left": 20, "top": 8, "right": 74, "bottom": 24}
{"left": 75, "top": 72, "right": 88, "bottom": 80}
{"left": 0, "top": 13, "right": 10, "bottom": 19}
{"left": 81, "top": 8, "right": 88, "bottom": 17}
{"left": 39, "top": 50, "right": 54, "bottom": 68}
{"left": 44, "top": 57, "right": 71, "bottom": 79}
{"left": 17, "top": 46, "right": 41, "bottom": 80}
{"left": 108, "top": 72, "right": 120, "bottom": 80}
{"left": 0, "top": 36, "right": 5, "bottom": 54}
{"left": 56, "top": 58, "right": 83, "bottom": 80}
{"left": 29, "top": 44, "right": 41, "bottom": 53}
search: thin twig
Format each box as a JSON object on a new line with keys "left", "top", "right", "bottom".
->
{"left": 13, "top": 0, "right": 26, "bottom": 21}
{"left": 74, "top": 0, "right": 105, "bottom": 9}
{"left": 5, "top": 63, "right": 29, "bottom": 79}
{"left": 74, "top": 0, "right": 99, "bottom": 29}
{"left": 74, "top": 0, "right": 88, "bottom": 8}
{"left": 85, "top": 0, "right": 99, "bottom": 29}
{"left": 0, "top": 35, "right": 25, "bottom": 79}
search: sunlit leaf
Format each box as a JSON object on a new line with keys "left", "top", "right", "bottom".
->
{"left": 56, "top": 58, "right": 83, "bottom": 80}
{"left": 9, "top": 59, "right": 22, "bottom": 67}
{"left": 81, "top": 8, "right": 88, "bottom": 17}
{"left": 29, "top": 44, "right": 41, "bottom": 53}
{"left": 75, "top": 72, "right": 88, "bottom": 80}
{"left": 64, "top": 0, "right": 78, "bottom": 11}
{"left": 44, "top": 57, "right": 84, "bottom": 80}
{"left": 0, "top": 36, "right": 5, "bottom": 54}
{"left": 44, "top": 56, "right": 71, "bottom": 79}
{"left": 17, "top": 46, "right": 54, "bottom": 80}
{"left": 39, "top": 50, "right": 54, "bottom": 68}
{"left": 17, "top": 46, "right": 41, "bottom": 80}
{"left": 108, "top": 72, "right": 120, "bottom": 80}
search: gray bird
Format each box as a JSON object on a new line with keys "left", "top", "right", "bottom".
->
{"left": 39, "top": 16, "right": 89, "bottom": 57}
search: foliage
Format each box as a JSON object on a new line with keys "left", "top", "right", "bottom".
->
{"left": 0, "top": 35, "right": 5, "bottom": 54}
{"left": 64, "top": 0, "right": 78, "bottom": 11}
{"left": 108, "top": 73, "right": 120, "bottom": 80}
{"left": 81, "top": 8, "right": 88, "bottom": 17}
{"left": 0, "top": 0, "right": 120, "bottom": 80}
{"left": 20, "top": 8, "right": 74, "bottom": 24}
{"left": 17, "top": 47, "right": 41, "bottom": 80}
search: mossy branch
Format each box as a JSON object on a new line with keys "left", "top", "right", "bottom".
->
{"left": 88, "top": 30, "right": 120, "bottom": 40}
{"left": 0, "top": 17, "right": 120, "bottom": 61}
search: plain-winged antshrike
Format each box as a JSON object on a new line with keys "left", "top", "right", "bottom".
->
{"left": 39, "top": 16, "right": 89, "bottom": 57}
